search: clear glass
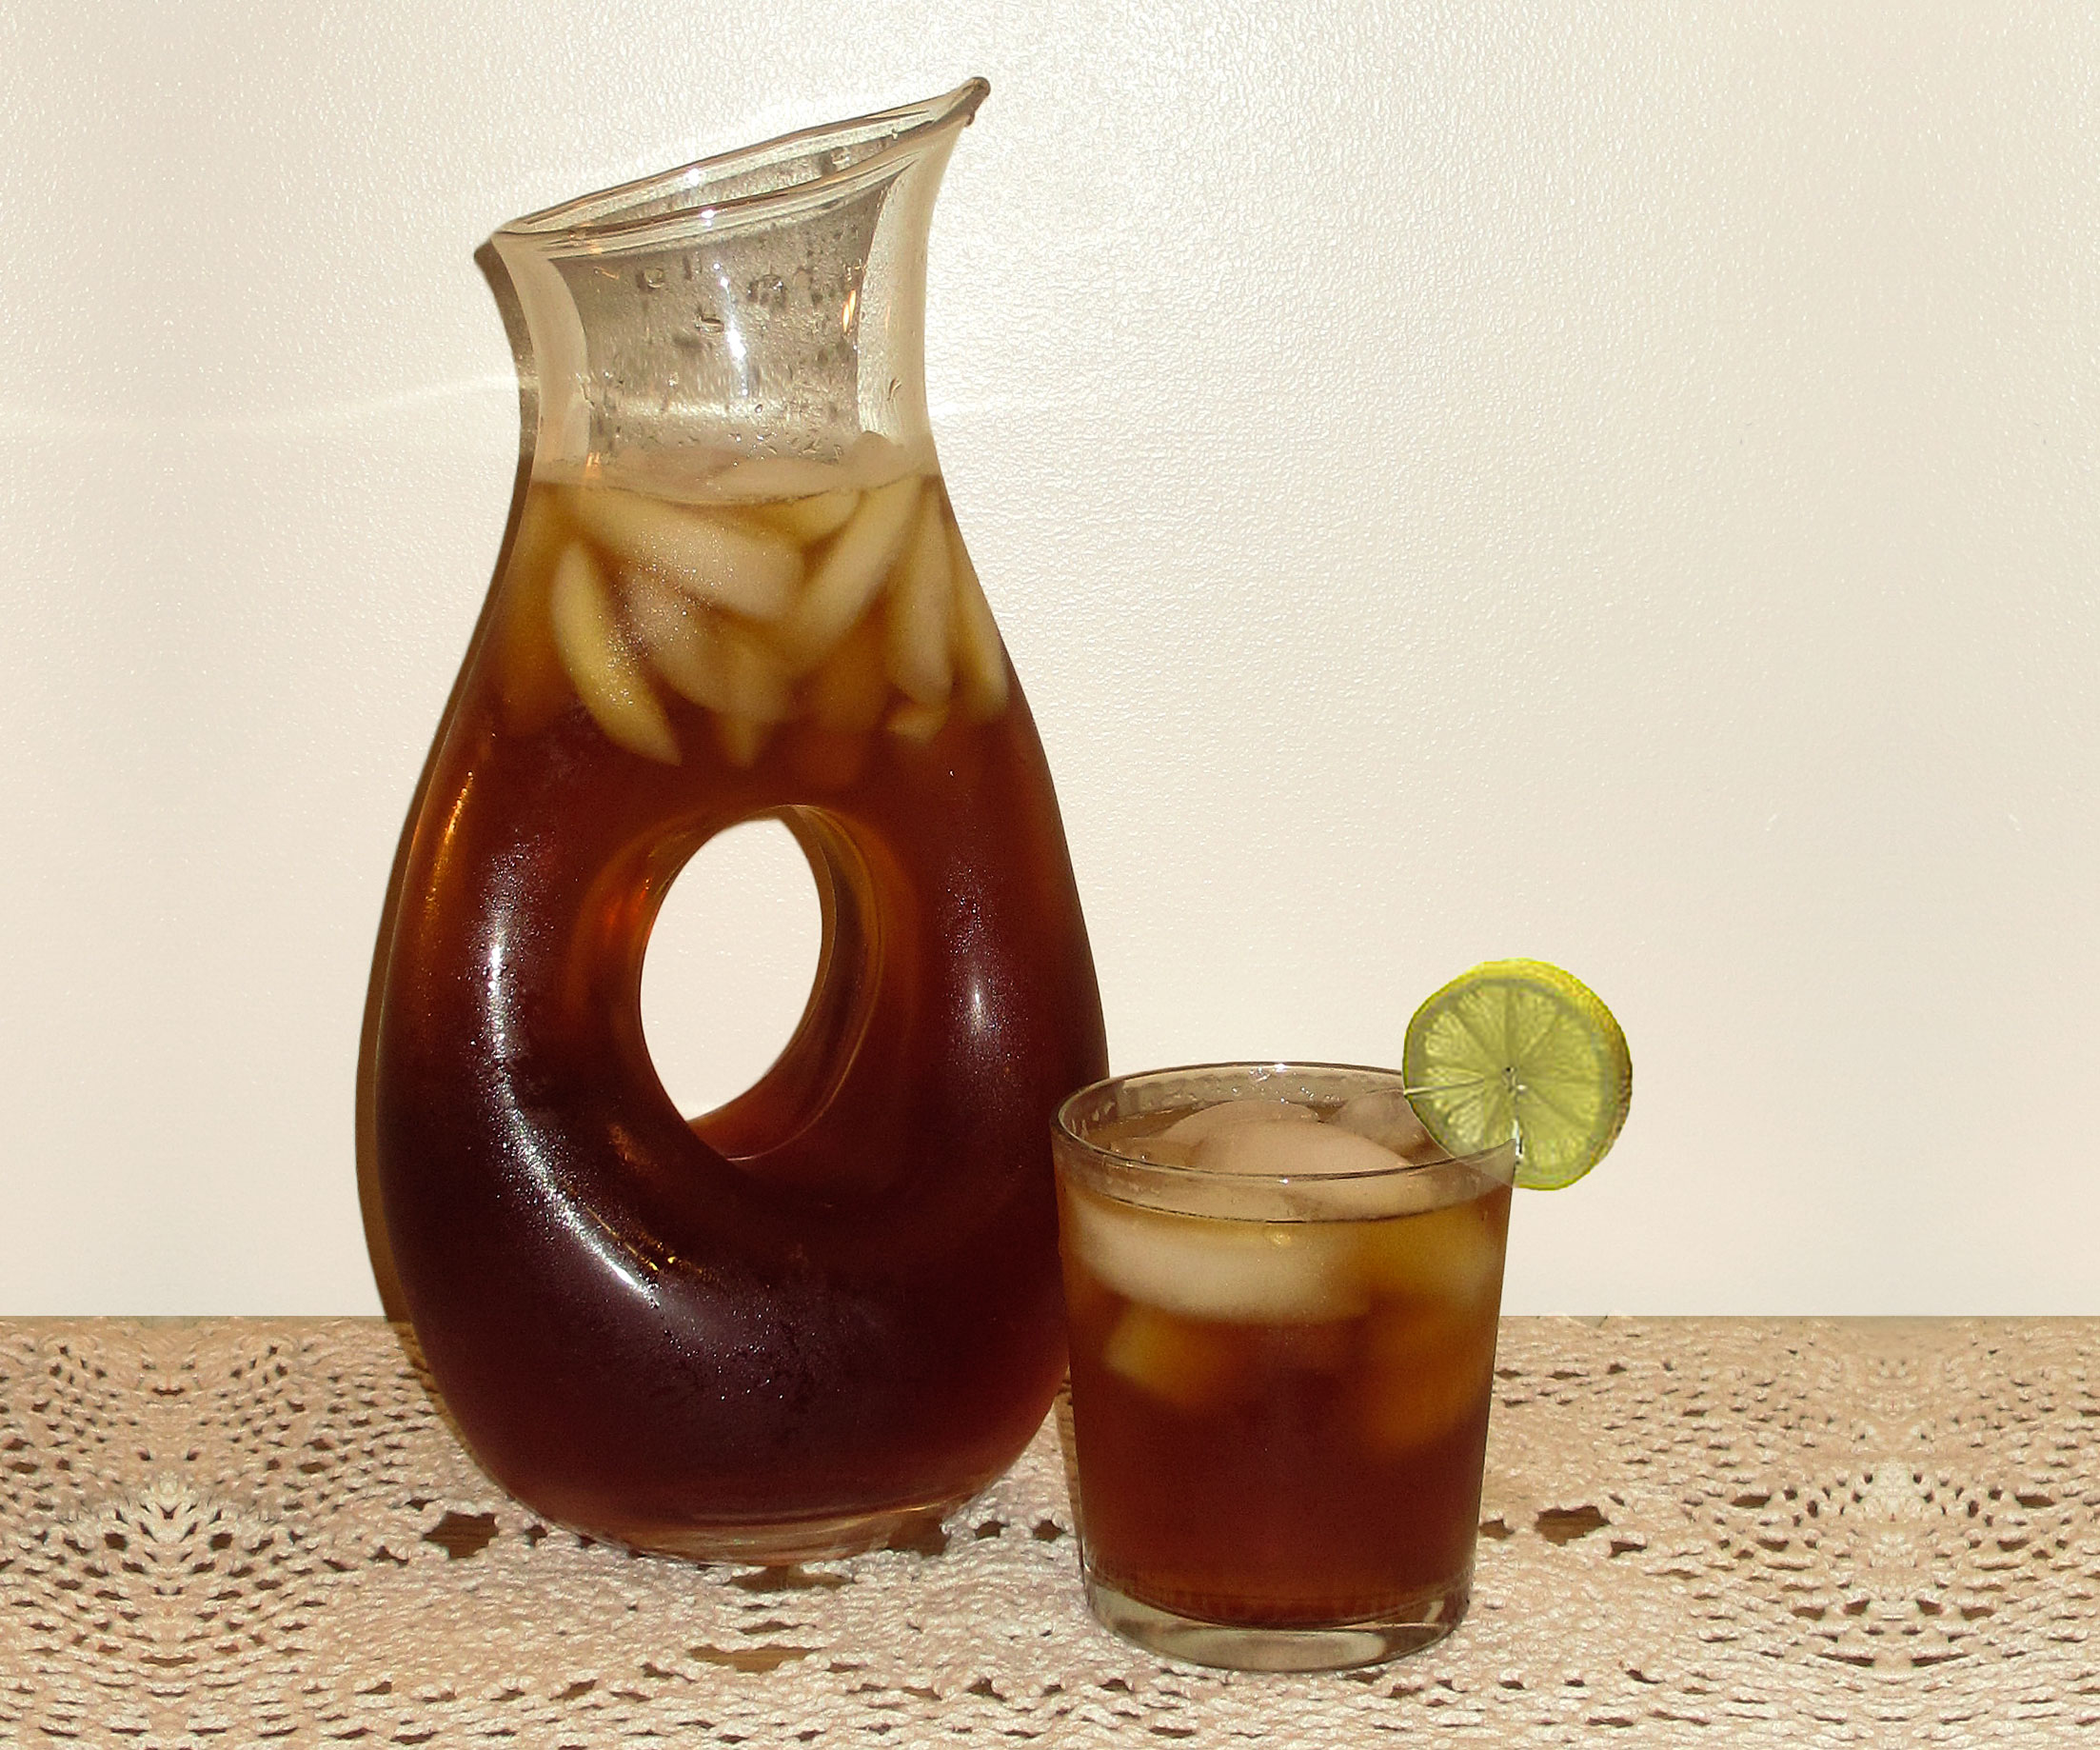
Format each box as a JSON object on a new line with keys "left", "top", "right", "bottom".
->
{"left": 1053, "top": 1064, "right": 1515, "bottom": 1671}
{"left": 367, "top": 82, "right": 1106, "bottom": 1563}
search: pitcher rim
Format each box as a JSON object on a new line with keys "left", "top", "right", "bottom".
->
{"left": 496, "top": 78, "right": 989, "bottom": 255}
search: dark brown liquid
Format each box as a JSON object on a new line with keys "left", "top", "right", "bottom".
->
{"left": 1061, "top": 1178, "right": 1509, "bottom": 1624}
{"left": 374, "top": 474, "right": 1105, "bottom": 1555}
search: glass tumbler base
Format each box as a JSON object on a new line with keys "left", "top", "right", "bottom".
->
{"left": 1082, "top": 1570, "right": 1468, "bottom": 1672}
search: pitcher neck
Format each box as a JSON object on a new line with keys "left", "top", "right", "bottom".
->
{"left": 490, "top": 80, "right": 987, "bottom": 486}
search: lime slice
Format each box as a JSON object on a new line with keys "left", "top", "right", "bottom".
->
{"left": 1402, "top": 959, "right": 1631, "bottom": 1190}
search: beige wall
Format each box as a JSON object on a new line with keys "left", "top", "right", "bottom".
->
{"left": 2, "top": 5, "right": 2094, "bottom": 1313}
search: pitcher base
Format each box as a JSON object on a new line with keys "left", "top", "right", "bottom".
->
{"left": 631, "top": 1500, "right": 960, "bottom": 1565}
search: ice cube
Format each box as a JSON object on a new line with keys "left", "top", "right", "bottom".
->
{"left": 747, "top": 487, "right": 860, "bottom": 545}
{"left": 1292, "top": 1156, "right": 1477, "bottom": 1223}
{"left": 493, "top": 494, "right": 571, "bottom": 735}
{"left": 803, "top": 612, "right": 890, "bottom": 734}
{"left": 1356, "top": 1303, "right": 1499, "bottom": 1455}
{"left": 624, "top": 577, "right": 720, "bottom": 703}
{"left": 1158, "top": 1097, "right": 1320, "bottom": 1146}
{"left": 568, "top": 488, "right": 802, "bottom": 622}
{"left": 1100, "top": 1304, "right": 1248, "bottom": 1413}
{"left": 886, "top": 698, "right": 948, "bottom": 744}
{"left": 713, "top": 619, "right": 793, "bottom": 723}
{"left": 506, "top": 483, "right": 571, "bottom": 581}
{"left": 698, "top": 432, "right": 923, "bottom": 504}
{"left": 1330, "top": 1089, "right": 1442, "bottom": 1161}
{"left": 1060, "top": 1184, "right": 1364, "bottom": 1323}
{"left": 1194, "top": 1122, "right": 1402, "bottom": 1180}
{"left": 1355, "top": 1193, "right": 1504, "bottom": 1304}
{"left": 1086, "top": 1114, "right": 1199, "bottom": 1166}
{"left": 772, "top": 474, "right": 923, "bottom": 673}
{"left": 625, "top": 578, "right": 791, "bottom": 723}
{"left": 547, "top": 544, "right": 679, "bottom": 764}
{"left": 831, "top": 429, "right": 931, "bottom": 490}
{"left": 883, "top": 494, "right": 955, "bottom": 706}
{"left": 947, "top": 520, "right": 1009, "bottom": 719}
{"left": 707, "top": 457, "right": 853, "bottom": 503}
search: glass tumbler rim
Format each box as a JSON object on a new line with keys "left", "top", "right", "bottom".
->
{"left": 1053, "top": 1060, "right": 1515, "bottom": 1204}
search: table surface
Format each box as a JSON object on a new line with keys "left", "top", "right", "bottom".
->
{"left": 0, "top": 1318, "right": 2092, "bottom": 1747}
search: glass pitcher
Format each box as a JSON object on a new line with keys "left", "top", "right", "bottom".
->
{"left": 367, "top": 80, "right": 1107, "bottom": 1561}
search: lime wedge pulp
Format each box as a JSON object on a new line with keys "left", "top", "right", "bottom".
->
{"left": 1401, "top": 959, "right": 1631, "bottom": 1190}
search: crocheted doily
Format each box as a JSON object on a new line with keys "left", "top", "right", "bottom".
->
{"left": 1, "top": 1319, "right": 2090, "bottom": 1745}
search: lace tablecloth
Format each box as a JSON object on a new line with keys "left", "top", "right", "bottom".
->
{"left": 0, "top": 1319, "right": 2091, "bottom": 1746}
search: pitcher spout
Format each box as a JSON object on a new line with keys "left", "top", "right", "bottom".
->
{"left": 498, "top": 79, "right": 988, "bottom": 247}
{"left": 491, "top": 81, "right": 990, "bottom": 476}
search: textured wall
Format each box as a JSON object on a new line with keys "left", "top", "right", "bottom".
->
{"left": 2, "top": 4, "right": 2095, "bottom": 1313}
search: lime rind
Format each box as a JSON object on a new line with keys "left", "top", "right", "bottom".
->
{"left": 1402, "top": 960, "right": 1631, "bottom": 1191}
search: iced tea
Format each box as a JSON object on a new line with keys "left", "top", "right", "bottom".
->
{"left": 374, "top": 440, "right": 1106, "bottom": 1559}
{"left": 1054, "top": 1065, "right": 1512, "bottom": 1669}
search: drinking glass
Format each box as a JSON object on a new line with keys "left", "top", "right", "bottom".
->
{"left": 1053, "top": 1063, "right": 1514, "bottom": 1670}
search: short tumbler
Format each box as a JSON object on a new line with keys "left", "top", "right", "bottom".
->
{"left": 1053, "top": 1063, "right": 1514, "bottom": 1671}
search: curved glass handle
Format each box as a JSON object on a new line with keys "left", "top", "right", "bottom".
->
{"left": 686, "top": 806, "right": 889, "bottom": 1194}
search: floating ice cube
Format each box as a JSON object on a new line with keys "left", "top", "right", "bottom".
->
{"left": 1330, "top": 1090, "right": 1441, "bottom": 1161}
{"left": 712, "top": 620, "right": 793, "bottom": 723}
{"left": 507, "top": 483, "right": 570, "bottom": 583}
{"left": 832, "top": 430, "right": 931, "bottom": 489}
{"left": 1100, "top": 1304, "right": 1246, "bottom": 1412}
{"left": 493, "top": 496, "right": 571, "bottom": 735}
{"left": 625, "top": 578, "right": 791, "bottom": 724}
{"left": 947, "top": 522, "right": 1009, "bottom": 719}
{"left": 774, "top": 474, "right": 923, "bottom": 673}
{"left": 886, "top": 698, "right": 948, "bottom": 744}
{"left": 1158, "top": 1097, "right": 1320, "bottom": 1146}
{"left": 1355, "top": 1192, "right": 1505, "bottom": 1303}
{"left": 708, "top": 457, "right": 856, "bottom": 503}
{"left": 1194, "top": 1122, "right": 1402, "bottom": 1180}
{"left": 568, "top": 488, "right": 802, "bottom": 622}
{"left": 748, "top": 487, "right": 860, "bottom": 545}
{"left": 547, "top": 544, "right": 679, "bottom": 764}
{"left": 702, "top": 431, "right": 926, "bottom": 504}
{"left": 884, "top": 495, "right": 955, "bottom": 706}
{"left": 803, "top": 612, "right": 890, "bottom": 734}
{"left": 624, "top": 578, "right": 723, "bottom": 705}
{"left": 1085, "top": 1114, "right": 1199, "bottom": 1166}
{"left": 1355, "top": 1303, "right": 1499, "bottom": 1455}
{"left": 1061, "top": 1185, "right": 1364, "bottom": 1323}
